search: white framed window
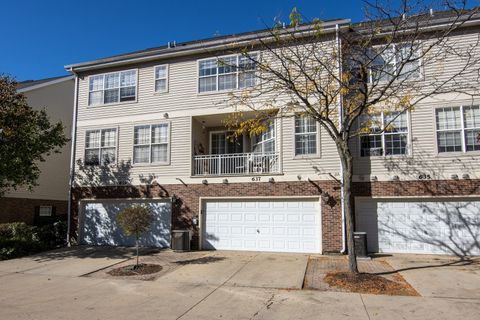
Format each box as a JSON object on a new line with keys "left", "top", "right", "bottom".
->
{"left": 436, "top": 105, "right": 480, "bottom": 153}
{"left": 198, "top": 53, "right": 258, "bottom": 93}
{"left": 360, "top": 111, "right": 409, "bottom": 157}
{"left": 368, "top": 44, "right": 421, "bottom": 83}
{"left": 252, "top": 121, "right": 275, "bottom": 154}
{"left": 84, "top": 128, "right": 117, "bottom": 165}
{"left": 39, "top": 206, "right": 53, "bottom": 217}
{"left": 133, "top": 123, "right": 170, "bottom": 164}
{"left": 210, "top": 131, "right": 244, "bottom": 155}
{"left": 88, "top": 70, "right": 137, "bottom": 106}
{"left": 295, "top": 115, "right": 318, "bottom": 156}
{"left": 154, "top": 65, "right": 168, "bottom": 92}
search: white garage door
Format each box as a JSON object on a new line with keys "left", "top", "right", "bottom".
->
{"left": 202, "top": 199, "right": 321, "bottom": 253}
{"left": 79, "top": 199, "right": 171, "bottom": 248}
{"left": 356, "top": 198, "right": 480, "bottom": 255}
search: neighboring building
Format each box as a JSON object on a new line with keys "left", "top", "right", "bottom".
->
{"left": 0, "top": 76, "right": 74, "bottom": 225}
{"left": 65, "top": 13, "right": 480, "bottom": 255}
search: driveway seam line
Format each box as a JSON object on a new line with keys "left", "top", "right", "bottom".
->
{"left": 359, "top": 294, "right": 372, "bottom": 320}
{"left": 175, "top": 252, "right": 261, "bottom": 320}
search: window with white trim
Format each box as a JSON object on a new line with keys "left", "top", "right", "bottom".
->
{"left": 360, "top": 111, "right": 409, "bottom": 156}
{"left": 133, "top": 124, "right": 169, "bottom": 164}
{"left": 252, "top": 121, "right": 275, "bottom": 154}
{"left": 84, "top": 129, "right": 117, "bottom": 165}
{"left": 88, "top": 70, "right": 137, "bottom": 106}
{"left": 436, "top": 105, "right": 480, "bottom": 153}
{"left": 39, "top": 206, "right": 53, "bottom": 217}
{"left": 368, "top": 44, "right": 421, "bottom": 83}
{"left": 154, "top": 65, "right": 168, "bottom": 92}
{"left": 198, "top": 54, "right": 257, "bottom": 93}
{"left": 295, "top": 115, "right": 318, "bottom": 156}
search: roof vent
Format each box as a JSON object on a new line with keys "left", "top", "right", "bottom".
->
{"left": 167, "top": 41, "right": 177, "bottom": 48}
{"left": 429, "top": 8, "right": 434, "bottom": 17}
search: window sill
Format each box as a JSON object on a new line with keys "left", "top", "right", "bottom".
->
{"left": 196, "top": 87, "right": 255, "bottom": 96}
{"left": 435, "top": 151, "right": 480, "bottom": 158}
{"left": 87, "top": 99, "right": 138, "bottom": 108}
{"left": 293, "top": 154, "right": 321, "bottom": 160}
{"left": 153, "top": 90, "right": 169, "bottom": 96}
{"left": 132, "top": 162, "right": 171, "bottom": 167}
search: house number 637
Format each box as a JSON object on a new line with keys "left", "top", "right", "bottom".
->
{"left": 251, "top": 177, "right": 261, "bottom": 181}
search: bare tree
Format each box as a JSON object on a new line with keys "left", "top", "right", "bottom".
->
{"left": 220, "top": 1, "right": 480, "bottom": 273}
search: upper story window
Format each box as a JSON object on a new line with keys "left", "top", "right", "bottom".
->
{"left": 84, "top": 128, "right": 117, "bottom": 165}
{"left": 154, "top": 65, "right": 168, "bottom": 93}
{"left": 252, "top": 121, "right": 275, "bottom": 154}
{"left": 198, "top": 54, "right": 257, "bottom": 93}
{"left": 436, "top": 105, "right": 480, "bottom": 153}
{"left": 368, "top": 44, "right": 421, "bottom": 83}
{"left": 295, "top": 115, "right": 318, "bottom": 156}
{"left": 133, "top": 123, "right": 170, "bottom": 164}
{"left": 360, "top": 111, "right": 409, "bottom": 157}
{"left": 88, "top": 70, "right": 137, "bottom": 106}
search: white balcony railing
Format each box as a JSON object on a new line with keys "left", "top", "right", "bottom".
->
{"left": 193, "top": 152, "right": 280, "bottom": 176}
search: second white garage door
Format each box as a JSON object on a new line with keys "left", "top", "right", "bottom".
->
{"left": 356, "top": 198, "right": 480, "bottom": 255}
{"left": 202, "top": 199, "right": 321, "bottom": 253}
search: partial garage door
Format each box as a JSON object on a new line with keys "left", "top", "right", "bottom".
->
{"left": 202, "top": 198, "right": 321, "bottom": 253}
{"left": 356, "top": 198, "right": 480, "bottom": 255}
{"left": 79, "top": 199, "right": 171, "bottom": 247}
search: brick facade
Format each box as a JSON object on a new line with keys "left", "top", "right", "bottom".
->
{"left": 71, "top": 179, "right": 480, "bottom": 253}
{"left": 72, "top": 180, "right": 344, "bottom": 253}
{"left": 0, "top": 197, "right": 68, "bottom": 225}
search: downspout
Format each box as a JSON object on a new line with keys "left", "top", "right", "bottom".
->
{"left": 335, "top": 24, "right": 347, "bottom": 254}
{"left": 66, "top": 71, "right": 79, "bottom": 247}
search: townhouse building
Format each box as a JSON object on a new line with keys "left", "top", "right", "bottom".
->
{"left": 0, "top": 76, "right": 74, "bottom": 225}
{"left": 65, "top": 14, "right": 480, "bottom": 255}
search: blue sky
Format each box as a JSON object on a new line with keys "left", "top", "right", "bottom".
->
{"left": 0, "top": 0, "right": 405, "bottom": 80}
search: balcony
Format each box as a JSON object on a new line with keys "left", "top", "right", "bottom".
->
{"left": 193, "top": 152, "right": 280, "bottom": 176}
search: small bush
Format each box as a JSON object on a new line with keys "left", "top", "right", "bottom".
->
{"left": 0, "top": 221, "right": 67, "bottom": 260}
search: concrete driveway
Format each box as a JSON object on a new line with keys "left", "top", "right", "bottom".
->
{"left": 0, "top": 247, "right": 478, "bottom": 320}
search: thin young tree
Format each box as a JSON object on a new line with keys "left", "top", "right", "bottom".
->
{"left": 221, "top": 1, "right": 480, "bottom": 273}
{"left": 117, "top": 206, "right": 154, "bottom": 267}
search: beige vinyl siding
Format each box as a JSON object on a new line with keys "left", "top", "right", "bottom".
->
{"left": 281, "top": 116, "right": 340, "bottom": 175}
{"left": 6, "top": 79, "right": 74, "bottom": 200}
{"left": 75, "top": 116, "right": 191, "bottom": 186}
{"left": 74, "top": 27, "right": 480, "bottom": 182}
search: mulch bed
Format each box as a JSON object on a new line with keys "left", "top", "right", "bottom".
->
{"left": 324, "top": 271, "right": 418, "bottom": 296}
{"left": 303, "top": 256, "right": 419, "bottom": 296}
{"left": 107, "top": 263, "right": 163, "bottom": 277}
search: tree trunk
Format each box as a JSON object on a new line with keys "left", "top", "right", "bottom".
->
{"left": 136, "top": 238, "right": 139, "bottom": 267}
{"left": 338, "top": 142, "right": 359, "bottom": 274}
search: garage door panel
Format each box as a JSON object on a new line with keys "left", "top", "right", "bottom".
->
{"left": 356, "top": 198, "right": 480, "bottom": 255}
{"left": 79, "top": 200, "right": 171, "bottom": 248}
{"left": 203, "top": 199, "right": 321, "bottom": 253}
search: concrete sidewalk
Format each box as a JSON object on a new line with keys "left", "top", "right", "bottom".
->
{"left": 0, "top": 248, "right": 478, "bottom": 319}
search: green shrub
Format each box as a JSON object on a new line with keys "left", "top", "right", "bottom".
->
{"left": 0, "top": 221, "right": 67, "bottom": 260}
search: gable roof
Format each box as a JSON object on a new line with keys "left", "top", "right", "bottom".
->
{"left": 64, "top": 18, "right": 350, "bottom": 73}
{"left": 17, "top": 75, "right": 74, "bottom": 92}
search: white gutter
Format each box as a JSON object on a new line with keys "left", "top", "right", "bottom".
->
{"left": 66, "top": 73, "right": 79, "bottom": 247}
{"left": 335, "top": 24, "right": 347, "bottom": 254}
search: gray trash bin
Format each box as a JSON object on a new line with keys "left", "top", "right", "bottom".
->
{"left": 171, "top": 230, "right": 191, "bottom": 251}
{"left": 353, "top": 232, "right": 368, "bottom": 257}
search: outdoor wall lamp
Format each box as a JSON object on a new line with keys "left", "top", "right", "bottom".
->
{"left": 163, "top": 113, "right": 169, "bottom": 119}
{"left": 222, "top": 179, "right": 229, "bottom": 184}
{"left": 202, "top": 179, "right": 208, "bottom": 185}
{"left": 451, "top": 174, "right": 459, "bottom": 180}
{"left": 269, "top": 177, "right": 275, "bottom": 183}
{"left": 171, "top": 194, "right": 178, "bottom": 204}
{"left": 462, "top": 173, "right": 470, "bottom": 179}
{"left": 371, "top": 176, "right": 378, "bottom": 181}
{"left": 391, "top": 175, "right": 399, "bottom": 181}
